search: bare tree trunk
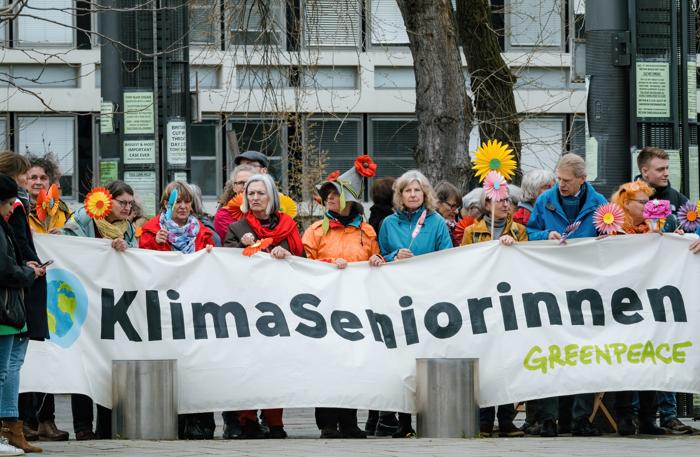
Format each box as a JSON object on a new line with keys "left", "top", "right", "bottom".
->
{"left": 456, "top": 0, "right": 522, "bottom": 182}
{"left": 396, "top": 0, "right": 473, "bottom": 191}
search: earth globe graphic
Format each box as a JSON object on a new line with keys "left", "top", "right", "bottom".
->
{"left": 45, "top": 269, "right": 88, "bottom": 348}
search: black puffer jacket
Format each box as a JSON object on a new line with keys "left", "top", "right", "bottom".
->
{"left": 0, "top": 218, "right": 35, "bottom": 329}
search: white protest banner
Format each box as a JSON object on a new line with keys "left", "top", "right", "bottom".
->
{"left": 24, "top": 233, "right": 700, "bottom": 414}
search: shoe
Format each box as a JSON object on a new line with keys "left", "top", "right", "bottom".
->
{"left": 238, "top": 421, "right": 265, "bottom": 439}
{"left": 320, "top": 426, "right": 342, "bottom": 439}
{"left": 498, "top": 421, "right": 525, "bottom": 437}
{"left": 661, "top": 418, "right": 694, "bottom": 435}
{"left": 617, "top": 415, "right": 637, "bottom": 436}
{"left": 524, "top": 422, "right": 541, "bottom": 435}
{"left": 266, "top": 426, "right": 287, "bottom": 439}
{"left": 391, "top": 425, "right": 416, "bottom": 438}
{"left": 364, "top": 411, "right": 378, "bottom": 434}
{"left": 540, "top": 420, "right": 558, "bottom": 437}
{"left": 339, "top": 425, "right": 367, "bottom": 439}
{"left": 222, "top": 421, "right": 242, "bottom": 439}
{"left": 36, "top": 421, "right": 68, "bottom": 442}
{"left": 74, "top": 430, "right": 96, "bottom": 441}
{"left": 0, "top": 437, "right": 23, "bottom": 456}
{"left": 375, "top": 415, "right": 399, "bottom": 437}
{"left": 1, "top": 421, "right": 41, "bottom": 453}
{"left": 479, "top": 423, "right": 493, "bottom": 438}
{"left": 571, "top": 418, "right": 601, "bottom": 436}
{"left": 20, "top": 426, "right": 37, "bottom": 443}
{"left": 638, "top": 420, "right": 665, "bottom": 435}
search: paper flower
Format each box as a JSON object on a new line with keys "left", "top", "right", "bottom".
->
{"left": 225, "top": 194, "right": 244, "bottom": 221}
{"left": 678, "top": 201, "right": 699, "bottom": 232}
{"left": 354, "top": 155, "right": 377, "bottom": 178}
{"left": 559, "top": 220, "right": 582, "bottom": 244}
{"left": 472, "top": 139, "right": 517, "bottom": 182}
{"left": 643, "top": 199, "right": 671, "bottom": 220}
{"left": 325, "top": 170, "right": 340, "bottom": 182}
{"left": 482, "top": 171, "right": 509, "bottom": 201}
{"left": 46, "top": 184, "right": 60, "bottom": 217}
{"left": 36, "top": 189, "right": 49, "bottom": 222}
{"left": 279, "top": 193, "right": 297, "bottom": 219}
{"left": 593, "top": 203, "right": 624, "bottom": 235}
{"left": 84, "top": 187, "right": 113, "bottom": 220}
{"left": 165, "top": 188, "right": 179, "bottom": 220}
{"left": 453, "top": 216, "right": 476, "bottom": 244}
{"left": 242, "top": 237, "right": 273, "bottom": 256}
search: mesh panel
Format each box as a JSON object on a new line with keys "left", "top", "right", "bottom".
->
{"left": 639, "top": 123, "right": 674, "bottom": 148}
{"left": 636, "top": 0, "right": 672, "bottom": 58}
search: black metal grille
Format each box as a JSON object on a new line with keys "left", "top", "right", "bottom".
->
{"left": 636, "top": 0, "right": 672, "bottom": 58}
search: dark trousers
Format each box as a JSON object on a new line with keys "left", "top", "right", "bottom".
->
{"left": 71, "top": 394, "right": 111, "bottom": 438}
{"left": 539, "top": 394, "right": 593, "bottom": 422}
{"left": 222, "top": 411, "right": 238, "bottom": 425}
{"left": 19, "top": 392, "right": 55, "bottom": 429}
{"left": 315, "top": 408, "right": 358, "bottom": 430}
{"left": 480, "top": 403, "right": 515, "bottom": 427}
{"left": 615, "top": 391, "right": 657, "bottom": 422}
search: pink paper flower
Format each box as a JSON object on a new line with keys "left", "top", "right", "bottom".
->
{"left": 482, "top": 171, "right": 508, "bottom": 202}
{"left": 593, "top": 203, "right": 624, "bottom": 235}
{"left": 643, "top": 199, "right": 671, "bottom": 220}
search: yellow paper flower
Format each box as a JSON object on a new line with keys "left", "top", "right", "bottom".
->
{"left": 472, "top": 139, "right": 517, "bottom": 182}
{"left": 279, "top": 193, "right": 298, "bottom": 219}
{"left": 84, "top": 187, "right": 113, "bottom": 220}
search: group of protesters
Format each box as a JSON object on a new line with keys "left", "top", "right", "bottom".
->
{"left": 0, "top": 144, "right": 699, "bottom": 453}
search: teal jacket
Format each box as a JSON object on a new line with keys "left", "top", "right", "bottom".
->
{"left": 378, "top": 208, "right": 453, "bottom": 261}
{"left": 62, "top": 208, "right": 137, "bottom": 247}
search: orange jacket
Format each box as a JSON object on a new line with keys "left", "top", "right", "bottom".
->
{"left": 302, "top": 220, "right": 379, "bottom": 262}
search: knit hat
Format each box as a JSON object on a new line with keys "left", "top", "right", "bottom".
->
{"left": 0, "top": 174, "right": 19, "bottom": 201}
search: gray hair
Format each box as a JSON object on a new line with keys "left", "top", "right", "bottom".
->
{"left": 521, "top": 169, "right": 556, "bottom": 203}
{"left": 507, "top": 184, "right": 522, "bottom": 206}
{"left": 241, "top": 173, "right": 280, "bottom": 217}
{"left": 462, "top": 187, "right": 483, "bottom": 209}
{"left": 556, "top": 153, "right": 586, "bottom": 178}
{"left": 479, "top": 185, "right": 510, "bottom": 212}
{"left": 392, "top": 169, "right": 437, "bottom": 211}
{"left": 230, "top": 164, "right": 258, "bottom": 182}
{"left": 189, "top": 183, "right": 205, "bottom": 217}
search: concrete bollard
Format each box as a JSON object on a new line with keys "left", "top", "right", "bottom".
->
{"left": 415, "top": 358, "right": 479, "bottom": 438}
{"left": 112, "top": 360, "right": 178, "bottom": 440}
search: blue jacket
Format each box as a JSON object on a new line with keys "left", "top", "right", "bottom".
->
{"left": 526, "top": 182, "right": 607, "bottom": 240}
{"left": 378, "top": 208, "right": 453, "bottom": 261}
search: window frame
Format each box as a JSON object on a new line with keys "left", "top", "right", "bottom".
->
{"left": 13, "top": 0, "right": 77, "bottom": 48}
{"left": 190, "top": 117, "right": 224, "bottom": 199}
{"left": 367, "top": 115, "right": 418, "bottom": 182}
{"left": 225, "top": 0, "right": 287, "bottom": 49}
{"left": 302, "top": 0, "right": 363, "bottom": 49}
{"left": 504, "top": 0, "right": 565, "bottom": 52}
{"left": 518, "top": 114, "right": 566, "bottom": 173}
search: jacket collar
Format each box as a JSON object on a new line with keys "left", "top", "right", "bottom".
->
{"left": 545, "top": 182, "right": 599, "bottom": 221}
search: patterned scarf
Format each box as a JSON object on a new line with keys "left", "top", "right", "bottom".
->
{"left": 159, "top": 212, "right": 200, "bottom": 254}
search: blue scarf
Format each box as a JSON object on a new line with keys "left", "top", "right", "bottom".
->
{"left": 159, "top": 212, "right": 200, "bottom": 254}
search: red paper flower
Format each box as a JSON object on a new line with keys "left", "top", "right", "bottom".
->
{"left": 242, "top": 237, "right": 273, "bottom": 256}
{"left": 36, "top": 189, "right": 49, "bottom": 222}
{"left": 225, "top": 194, "right": 244, "bottom": 221}
{"left": 354, "top": 155, "right": 377, "bottom": 178}
{"left": 453, "top": 216, "right": 476, "bottom": 244}
{"left": 325, "top": 170, "right": 340, "bottom": 182}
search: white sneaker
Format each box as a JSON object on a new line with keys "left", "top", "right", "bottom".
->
{"left": 0, "top": 437, "right": 23, "bottom": 455}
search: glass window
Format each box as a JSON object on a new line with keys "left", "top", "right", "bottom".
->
{"left": 17, "top": 116, "right": 76, "bottom": 197}
{"left": 15, "top": 0, "right": 74, "bottom": 47}
{"left": 513, "top": 67, "right": 569, "bottom": 90}
{"left": 190, "top": 0, "right": 221, "bottom": 46}
{"left": 190, "top": 122, "right": 220, "bottom": 197}
{"left": 229, "top": 119, "right": 286, "bottom": 187}
{"left": 5, "top": 64, "right": 79, "bottom": 88}
{"left": 370, "top": 118, "right": 417, "bottom": 178}
{"left": 374, "top": 67, "right": 416, "bottom": 89}
{"left": 190, "top": 66, "right": 220, "bottom": 90}
{"left": 519, "top": 117, "right": 565, "bottom": 172}
{"left": 227, "top": 0, "right": 285, "bottom": 46}
{"left": 302, "top": 67, "right": 358, "bottom": 90}
{"left": 568, "top": 116, "right": 586, "bottom": 157}
{"left": 306, "top": 118, "right": 361, "bottom": 178}
{"left": 370, "top": 0, "right": 409, "bottom": 45}
{"left": 507, "top": 0, "right": 563, "bottom": 48}
{"left": 0, "top": 117, "right": 7, "bottom": 151}
{"left": 304, "top": 0, "right": 361, "bottom": 47}
{"left": 236, "top": 66, "right": 289, "bottom": 89}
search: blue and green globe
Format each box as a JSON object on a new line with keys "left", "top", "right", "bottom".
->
{"left": 45, "top": 269, "right": 88, "bottom": 348}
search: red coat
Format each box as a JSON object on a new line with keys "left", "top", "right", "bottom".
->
{"left": 512, "top": 207, "right": 532, "bottom": 226}
{"left": 139, "top": 215, "right": 214, "bottom": 252}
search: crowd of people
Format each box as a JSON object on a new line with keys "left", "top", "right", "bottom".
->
{"left": 0, "top": 144, "right": 699, "bottom": 453}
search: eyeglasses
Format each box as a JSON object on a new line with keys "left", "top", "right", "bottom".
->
{"left": 630, "top": 199, "right": 649, "bottom": 205}
{"left": 442, "top": 201, "right": 461, "bottom": 211}
{"left": 114, "top": 199, "right": 135, "bottom": 208}
{"left": 233, "top": 181, "right": 247, "bottom": 187}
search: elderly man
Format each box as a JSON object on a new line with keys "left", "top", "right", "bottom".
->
{"left": 526, "top": 153, "right": 607, "bottom": 437}
{"left": 234, "top": 150, "right": 269, "bottom": 174}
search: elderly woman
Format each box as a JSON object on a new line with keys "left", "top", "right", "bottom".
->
{"left": 0, "top": 174, "right": 45, "bottom": 455}
{"left": 434, "top": 181, "right": 462, "bottom": 246}
{"left": 221, "top": 174, "right": 301, "bottom": 440}
{"left": 460, "top": 187, "right": 526, "bottom": 439}
{"left": 513, "top": 169, "right": 555, "bottom": 226}
{"left": 0, "top": 153, "right": 57, "bottom": 449}
{"left": 461, "top": 187, "right": 484, "bottom": 220}
{"left": 214, "top": 164, "right": 257, "bottom": 241}
{"left": 25, "top": 155, "right": 71, "bottom": 234}
{"left": 302, "top": 162, "right": 382, "bottom": 439}
{"left": 378, "top": 170, "right": 452, "bottom": 438}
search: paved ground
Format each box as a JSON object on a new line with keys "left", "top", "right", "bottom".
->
{"left": 25, "top": 396, "right": 700, "bottom": 456}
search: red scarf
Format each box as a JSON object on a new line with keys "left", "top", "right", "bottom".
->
{"left": 245, "top": 211, "right": 303, "bottom": 256}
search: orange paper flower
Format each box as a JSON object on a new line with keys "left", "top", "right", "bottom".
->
{"left": 354, "top": 155, "right": 377, "bottom": 178}
{"left": 242, "top": 237, "right": 273, "bottom": 256}
{"left": 46, "top": 184, "right": 60, "bottom": 217}
{"left": 84, "top": 187, "right": 113, "bottom": 220}
{"left": 225, "top": 194, "right": 244, "bottom": 221}
{"left": 36, "top": 189, "right": 49, "bottom": 222}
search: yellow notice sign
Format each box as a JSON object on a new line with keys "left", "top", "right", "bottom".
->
{"left": 636, "top": 62, "right": 670, "bottom": 118}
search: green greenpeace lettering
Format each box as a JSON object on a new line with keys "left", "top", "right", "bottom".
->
{"left": 523, "top": 340, "right": 692, "bottom": 374}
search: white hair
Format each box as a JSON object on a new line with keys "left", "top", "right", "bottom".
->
{"left": 520, "top": 169, "right": 556, "bottom": 202}
{"left": 241, "top": 174, "right": 280, "bottom": 217}
{"left": 462, "top": 187, "right": 483, "bottom": 209}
